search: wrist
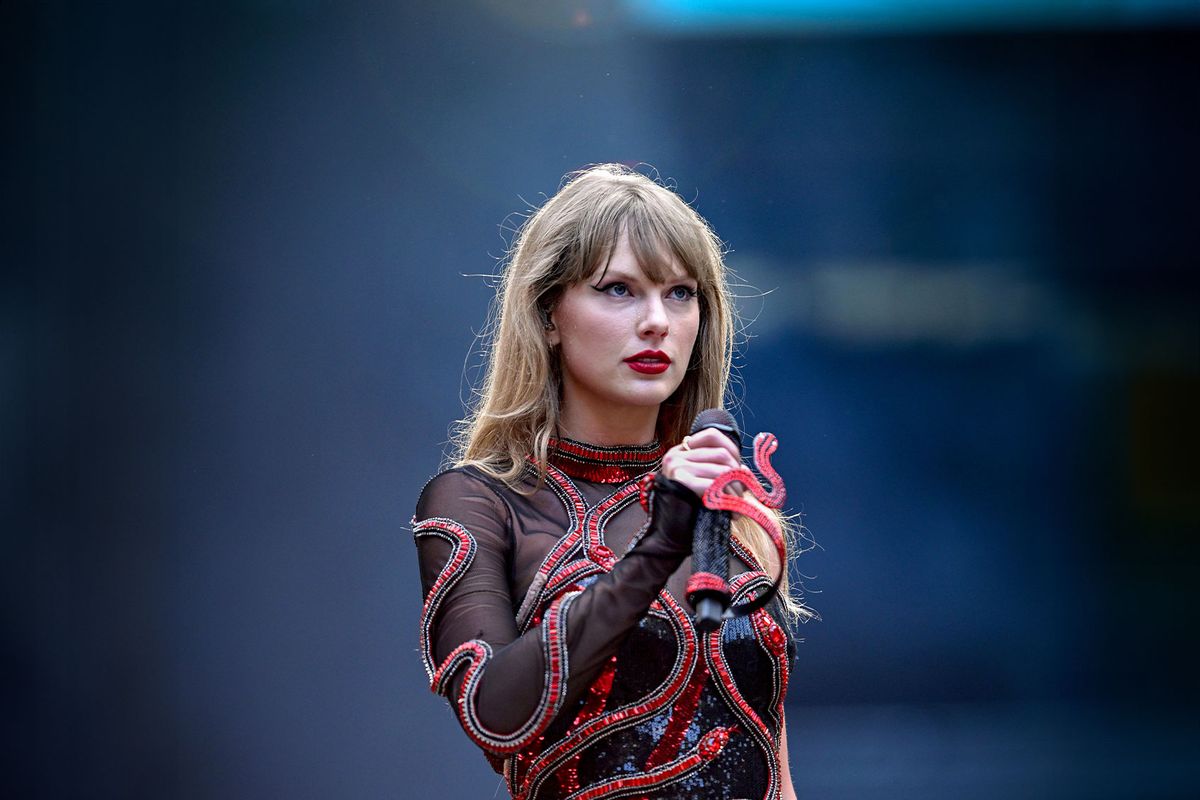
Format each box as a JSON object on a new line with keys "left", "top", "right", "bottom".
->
{"left": 639, "top": 472, "right": 701, "bottom": 552}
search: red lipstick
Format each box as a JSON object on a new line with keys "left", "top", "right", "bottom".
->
{"left": 624, "top": 350, "right": 671, "bottom": 375}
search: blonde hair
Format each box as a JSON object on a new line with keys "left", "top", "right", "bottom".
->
{"left": 454, "top": 164, "right": 811, "bottom": 622}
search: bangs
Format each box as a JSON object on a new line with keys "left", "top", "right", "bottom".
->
{"left": 625, "top": 201, "right": 705, "bottom": 284}
{"left": 563, "top": 189, "right": 718, "bottom": 288}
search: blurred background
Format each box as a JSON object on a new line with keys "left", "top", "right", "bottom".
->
{"left": 5, "top": 1, "right": 1199, "bottom": 797}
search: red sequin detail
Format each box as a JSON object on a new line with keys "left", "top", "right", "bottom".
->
{"left": 591, "top": 544, "right": 615, "bottom": 566}
{"left": 643, "top": 652, "right": 708, "bottom": 770}
{"left": 751, "top": 605, "right": 792, "bottom": 717}
{"left": 518, "top": 592, "right": 699, "bottom": 799}
{"left": 698, "top": 726, "right": 730, "bottom": 759}
{"left": 705, "top": 620, "right": 780, "bottom": 800}
{"left": 412, "top": 517, "right": 477, "bottom": 682}
{"left": 555, "top": 657, "right": 618, "bottom": 795}
{"left": 547, "top": 437, "right": 666, "bottom": 484}
{"left": 730, "top": 534, "right": 764, "bottom": 573}
{"left": 584, "top": 484, "right": 638, "bottom": 567}
{"left": 685, "top": 571, "right": 731, "bottom": 598}
{"left": 700, "top": 431, "right": 789, "bottom": 619}
{"left": 637, "top": 472, "right": 655, "bottom": 512}
{"left": 530, "top": 466, "right": 587, "bottom": 577}
{"left": 760, "top": 617, "right": 788, "bottom": 656}
{"left": 542, "top": 559, "right": 602, "bottom": 600}
{"left": 563, "top": 726, "right": 734, "bottom": 800}
{"left": 428, "top": 436, "right": 793, "bottom": 798}
{"left": 515, "top": 465, "right": 587, "bottom": 632}
{"left": 520, "top": 471, "right": 639, "bottom": 634}
{"left": 429, "top": 591, "right": 575, "bottom": 756}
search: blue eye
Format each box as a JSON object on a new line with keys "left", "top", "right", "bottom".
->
{"left": 593, "top": 282, "right": 630, "bottom": 297}
{"left": 669, "top": 285, "right": 698, "bottom": 301}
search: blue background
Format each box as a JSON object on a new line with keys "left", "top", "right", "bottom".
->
{"left": 5, "top": 1, "right": 1198, "bottom": 797}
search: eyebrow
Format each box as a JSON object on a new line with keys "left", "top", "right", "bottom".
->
{"left": 594, "top": 267, "right": 697, "bottom": 286}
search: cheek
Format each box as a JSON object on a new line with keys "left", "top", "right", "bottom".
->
{"left": 560, "top": 309, "right": 621, "bottom": 348}
{"left": 557, "top": 306, "right": 623, "bottom": 365}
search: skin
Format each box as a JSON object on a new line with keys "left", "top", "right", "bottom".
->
{"left": 548, "top": 230, "right": 797, "bottom": 798}
{"left": 779, "top": 713, "right": 797, "bottom": 800}
{"left": 546, "top": 229, "right": 743, "bottom": 493}
{"left": 548, "top": 229, "right": 702, "bottom": 447}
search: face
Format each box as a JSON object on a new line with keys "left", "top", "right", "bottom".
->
{"left": 547, "top": 231, "right": 701, "bottom": 430}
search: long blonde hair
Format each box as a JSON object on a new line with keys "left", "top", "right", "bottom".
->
{"left": 454, "top": 164, "right": 811, "bottom": 622}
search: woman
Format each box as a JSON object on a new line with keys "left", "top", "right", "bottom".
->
{"left": 413, "top": 164, "right": 809, "bottom": 799}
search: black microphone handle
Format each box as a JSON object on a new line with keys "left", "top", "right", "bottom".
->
{"left": 686, "top": 408, "right": 742, "bottom": 632}
{"left": 695, "top": 598, "right": 724, "bottom": 631}
{"left": 691, "top": 502, "right": 732, "bottom": 633}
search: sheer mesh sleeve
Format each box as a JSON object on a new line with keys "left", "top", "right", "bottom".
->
{"left": 413, "top": 468, "right": 699, "bottom": 757}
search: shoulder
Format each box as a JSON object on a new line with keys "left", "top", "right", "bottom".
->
{"left": 417, "top": 465, "right": 496, "bottom": 499}
{"left": 414, "top": 465, "right": 515, "bottom": 536}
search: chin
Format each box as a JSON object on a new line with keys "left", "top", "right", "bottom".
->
{"left": 612, "top": 384, "right": 680, "bottom": 409}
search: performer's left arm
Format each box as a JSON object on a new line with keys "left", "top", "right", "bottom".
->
{"left": 779, "top": 710, "right": 798, "bottom": 800}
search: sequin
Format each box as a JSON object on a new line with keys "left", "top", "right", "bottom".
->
{"left": 643, "top": 652, "right": 708, "bottom": 770}
{"left": 555, "top": 656, "right": 618, "bottom": 795}
{"left": 417, "top": 435, "right": 796, "bottom": 799}
{"left": 697, "top": 726, "right": 730, "bottom": 759}
{"left": 546, "top": 437, "right": 666, "bottom": 484}
{"left": 685, "top": 571, "right": 732, "bottom": 597}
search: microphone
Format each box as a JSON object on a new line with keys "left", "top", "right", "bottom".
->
{"left": 685, "top": 408, "right": 741, "bottom": 633}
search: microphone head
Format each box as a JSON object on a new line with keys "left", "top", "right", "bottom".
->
{"left": 690, "top": 408, "right": 741, "bottom": 445}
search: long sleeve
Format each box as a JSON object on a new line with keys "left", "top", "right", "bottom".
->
{"left": 412, "top": 468, "right": 699, "bottom": 757}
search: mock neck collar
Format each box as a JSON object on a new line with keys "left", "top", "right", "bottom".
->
{"left": 546, "top": 436, "right": 666, "bottom": 484}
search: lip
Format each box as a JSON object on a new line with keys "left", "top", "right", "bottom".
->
{"left": 624, "top": 350, "right": 672, "bottom": 375}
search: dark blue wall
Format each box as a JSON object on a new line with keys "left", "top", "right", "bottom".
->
{"left": 6, "top": 2, "right": 1197, "bottom": 797}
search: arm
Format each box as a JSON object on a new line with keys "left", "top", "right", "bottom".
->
{"left": 779, "top": 709, "right": 798, "bottom": 800}
{"left": 413, "top": 468, "right": 700, "bottom": 756}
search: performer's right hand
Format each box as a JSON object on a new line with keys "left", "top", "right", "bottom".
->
{"left": 660, "top": 427, "right": 743, "bottom": 500}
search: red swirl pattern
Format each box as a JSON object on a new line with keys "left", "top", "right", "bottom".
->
{"left": 421, "top": 434, "right": 794, "bottom": 799}
{"left": 562, "top": 726, "right": 735, "bottom": 800}
{"left": 412, "top": 517, "right": 477, "bottom": 682}
{"left": 701, "top": 432, "right": 787, "bottom": 592}
{"left": 430, "top": 590, "right": 576, "bottom": 756}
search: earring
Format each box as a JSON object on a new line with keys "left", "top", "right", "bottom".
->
{"left": 542, "top": 319, "right": 556, "bottom": 332}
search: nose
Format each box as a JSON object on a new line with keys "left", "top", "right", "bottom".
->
{"left": 639, "top": 294, "right": 669, "bottom": 339}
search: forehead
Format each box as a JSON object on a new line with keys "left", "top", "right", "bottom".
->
{"left": 591, "top": 229, "right": 694, "bottom": 284}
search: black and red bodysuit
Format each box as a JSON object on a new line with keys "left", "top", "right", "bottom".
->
{"left": 413, "top": 438, "right": 795, "bottom": 800}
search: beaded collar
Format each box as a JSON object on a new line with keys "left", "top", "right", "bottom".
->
{"left": 546, "top": 436, "right": 667, "bottom": 484}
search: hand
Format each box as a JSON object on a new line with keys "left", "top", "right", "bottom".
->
{"left": 660, "top": 427, "right": 744, "bottom": 500}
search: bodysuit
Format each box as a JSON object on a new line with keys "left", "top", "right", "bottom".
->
{"left": 413, "top": 438, "right": 796, "bottom": 800}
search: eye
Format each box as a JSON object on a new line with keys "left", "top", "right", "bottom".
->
{"left": 592, "top": 282, "right": 631, "bottom": 297}
{"left": 668, "top": 285, "right": 698, "bottom": 301}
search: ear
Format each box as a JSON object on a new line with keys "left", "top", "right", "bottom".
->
{"left": 539, "top": 303, "right": 560, "bottom": 346}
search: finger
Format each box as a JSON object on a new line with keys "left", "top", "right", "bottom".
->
{"left": 661, "top": 448, "right": 695, "bottom": 478}
{"left": 686, "top": 428, "right": 731, "bottom": 447}
{"left": 679, "top": 446, "right": 742, "bottom": 470}
{"left": 661, "top": 448, "right": 702, "bottom": 482}
{"left": 678, "top": 462, "right": 737, "bottom": 481}
{"left": 687, "top": 428, "right": 742, "bottom": 460}
{"left": 667, "top": 468, "right": 708, "bottom": 499}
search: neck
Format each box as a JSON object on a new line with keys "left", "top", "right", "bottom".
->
{"left": 557, "top": 402, "right": 659, "bottom": 446}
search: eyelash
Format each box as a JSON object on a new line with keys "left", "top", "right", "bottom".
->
{"left": 592, "top": 282, "right": 698, "bottom": 301}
